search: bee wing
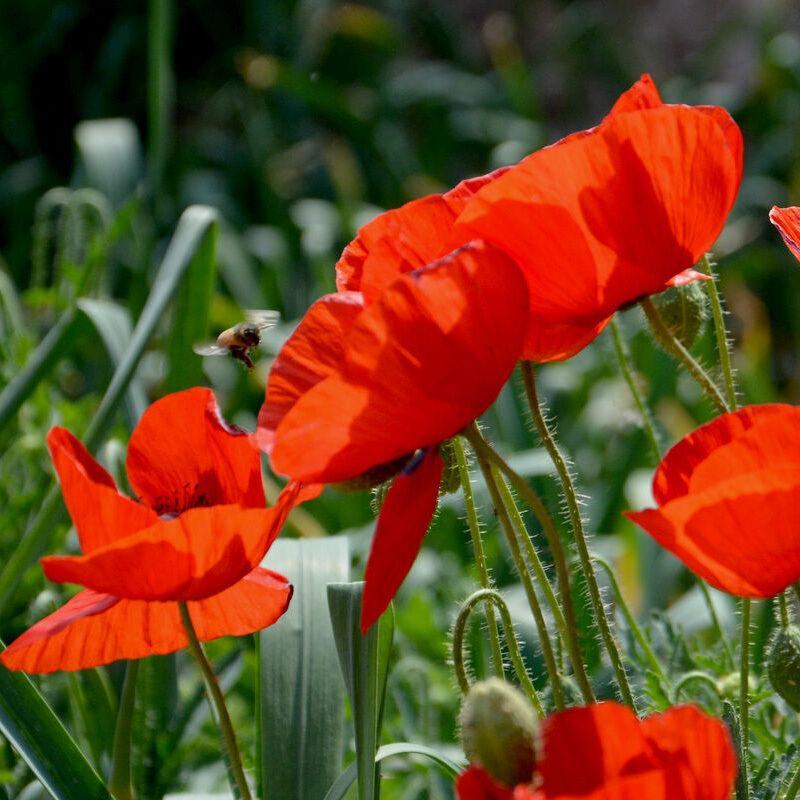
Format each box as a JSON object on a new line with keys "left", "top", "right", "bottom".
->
{"left": 244, "top": 309, "right": 281, "bottom": 331}
{"left": 193, "top": 342, "right": 230, "bottom": 357}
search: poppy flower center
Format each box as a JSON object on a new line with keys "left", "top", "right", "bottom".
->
{"left": 153, "top": 482, "right": 212, "bottom": 519}
{"left": 333, "top": 453, "right": 416, "bottom": 492}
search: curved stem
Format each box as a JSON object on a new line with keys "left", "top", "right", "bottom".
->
{"left": 452, "top": 589, "right": 545, "bottom": 718}
{"left": 610, "top": 316, "right": 661, "bottom": 464}
{"left": 640, "top": 297, "right": 728, "bottom": 414}
{"left": 671, "top": 670, "right": 723, "bottom": 705}
{"left": 702, "top": 254, "right": 738, "bottom": 412}
{"left": 784, "top": 762, "right": 800, "bottom": 800}
{"left": 465, "top": 424, "right": 595, "bottom": 705}
{"left": 109, "top": 660, "right": 139, "bottom": 800}
{"left": 453, "top": 437, "right": 505, "bottom": 678}
{"left": 179, "top": 602, "right": 253, "bottom": 800}
{"left": 739, "top": 598, "right": 752, "bottom": 800}
{"left": 520, "top": 363, "right": 634, "bottom": 709}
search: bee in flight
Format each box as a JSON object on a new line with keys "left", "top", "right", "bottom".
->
{"left": 193, "top": 310, "right": 280, "bottom": 369}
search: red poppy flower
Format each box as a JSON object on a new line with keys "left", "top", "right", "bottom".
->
{"left": 626, "top": 404, "right": 800, "bottom": 598}
{"left": 456, "top": 702, "right": 735, "bottom": 800}
{"left": 260, "top": 241, "right": 529, "bottom": 630}
{"left": 770, "top": 205, "right": 800, "bottom": 261}
{"left": 333, "top": 75, "right": 742, "bottom": 363}
{"left": 1, "top": 388, "right": 307, "bottom": 673}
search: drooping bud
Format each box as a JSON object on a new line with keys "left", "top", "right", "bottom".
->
{"left": 767, "top": 625, "right": 800, "bottom": 711}
{"left": 439, "top": 439, "right": 462, "bottom": 496}
{"left": 458, "top": 678, "right": 537, "bottom": 787}
{"left": 652, "top": 281, "right": 709, "bottom": 350}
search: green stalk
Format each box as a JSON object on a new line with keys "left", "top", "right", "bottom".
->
{"left": 451, "top": 589, "right": 545, "bottom": 718}
{"left": 147, "top": 0, "right": 173, "bottom": 197}
{"left": 671, "top": 670, "right": 723, "bottom": 704}
{"left": 739, "top": 598, "right": 752, "bottom": 800}
{"left": 701, "top": 255, "right": 738, "bottom": 412}
{"left": 640, "top": 297, "right": 728, "bottom": 414}
{"left": 465, "top": 425, "right": 595, "bottom": 705}
{"left": 469, "top": 445, "right": 566, "bottom": 709}
{"left": 697, "top": 579, "right": 735, "bottom": 670}
{"left": 779, "top": 592, "right": 791, "bottom": 628}
{"left": 609, "top": 316, "right": 661, "bottom": 463}
{"left": 520, "top": 363, "right": 634, "bottom": 709}
{"left": 178, "top": 603, "right": 253, "bottom": 800}
{"left": 452, "top": 437, "right": 505, "bottom": 677}
{"left": 784, "top": 762, "right": 800, "bottom": 800}
{"left": 109, "top": 660, "right": 139, "bottom": 800}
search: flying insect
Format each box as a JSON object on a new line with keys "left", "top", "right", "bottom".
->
{"left": 193, "top": 310, "right": 280, "bottom": 369}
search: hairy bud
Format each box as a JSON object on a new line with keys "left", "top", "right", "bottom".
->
{"left": 458, "top": 678, "right": 537, "bottom": 787}
{"left": 768, "top": 625, "right": 800, "bottom": 711}
{"left": 652, "top": 281, "right": 709, "bottom": 349}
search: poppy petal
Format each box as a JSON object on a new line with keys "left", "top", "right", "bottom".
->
{"left": 607, "top": 73, "right": 663, "bottom": 115}
{"left": 770, "top": 205, "right": 800, "bottom": 262}
{"left": 256, "top": 291, "right": 364, "bottom": 453}
{"left": 457, "top": 105, "right": 741, "bottom": 362}
{"left": 0, "top": 568, "right": 291, "bottom": 673}
{"left": 47, "top": 427, "right": 158, "bottom": 553}
{"left": 361, "top": 448, "right": 444, "bottom": 631}
{"left": 271, "top": 240, "right": 529, "bottom": 483}
{"left": 41, "top": 483, "right": 303, "bottom": 601}
{"left": 126, "top": 387, "right": 264, "bottom": 514}
{"left": 455, "top": 767, "right": 516, "bottom": 800}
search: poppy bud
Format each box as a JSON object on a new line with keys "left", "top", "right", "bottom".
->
{"left": 652, "top": 281, "right": 709, "bottom": 349}
{"left": 439, "top": 439, "right": 462, "bottom": 496}
{"left": 458, "top": 678, "right": 537, "bottom": 787}
{"left": 767, "top": 625, "right": 800, "bottom": 711}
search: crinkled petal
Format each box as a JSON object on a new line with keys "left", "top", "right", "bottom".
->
{"left": 271, "top": 241, "right": 529, "bottom": 483}
{"left": 361, "top": 448, "right": 444, "bottom": 631}
{"left": 770, "top": 205, "right": 800, "bottom": 262}
{"left": 126, "top": 387, "right": 264, "bottom": 514}
{"left": 47, "top": 427, "right": 157, "bottom": 553}
{"left": 0, "top": 568, "right": 291, "bottom": 673}
{"left": 455, "top": 767, "right": 516, "bottom": 800}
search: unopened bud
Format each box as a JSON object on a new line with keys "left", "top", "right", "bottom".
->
{"left": 652, "top": 281, "right": 709, "bottom": 349}
{"left": 768, "top": 625, "right": 800, "bottom": 711}
{"left": 458, "top": 678, "right": 537, "bottom": 787}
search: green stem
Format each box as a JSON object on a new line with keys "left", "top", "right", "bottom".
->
{"left": 469, "top": 444, "right": 566, "bottom": 709}
{"left": 148, "top": 0, "right": 172, "bottom": 197}
{"left": 779, "top": 592, "right": 791, "bottom": 628}
{"left": 452, "top": 437, "right": 505, "bottom": 678}
{"left": 520, "top": 363, "right": 634, "bottom": 709}
{"left": 640, "top": 297, "right": 729, "bottom": 414}
{"left": 739, "top": 598, "right": 752, "bottom": 800}
{"left": 701, "top": 254, "right": 738, "bottom": 412}
{"left": 452, "top": 589, "right": 545, "bottom": 718}
{"left": 108, "top": 660, "right": 139, "bottom": 800}
{"left": 784, "top": 762, "right": 800, "bottom": 800}
{"left": 465, "top": 424, "right": 595, "bottom": 706}
{"left": 698, "top": 579, "right": 735, "bottom": 670}
{"left": 178, "top": 602, "right": 253, "bottom": 800}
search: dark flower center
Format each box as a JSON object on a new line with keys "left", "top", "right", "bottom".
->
{"left": 153, "top": 482, "right": 213, "bottom": 519}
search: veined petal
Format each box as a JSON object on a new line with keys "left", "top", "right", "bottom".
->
{"left": 0, "top": 568, "right": 291, "bottom": 673}
{"left": 771, "top": 205, "right": 800, "bottom": 262}
{"left": 47, "top": 427, "right": 157, "bottom": 553}
{"left": 126, "top": 387, "right": 264, "bottom": 514}
{"left": 361, "top": 448, "right": 444, "bottom": 631}
{"left": 271, "top": 241, "right": 529, "bottom": 483}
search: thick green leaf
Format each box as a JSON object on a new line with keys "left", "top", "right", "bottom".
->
{"left": 0, "top": 205, "right": 219, "bottom": 617}
{"left": 327, "top": 582, "right": 394, "bottom": 800}
{"left": 0, "top": 649, "right": 113, "bottom": 800}
{"left": 322, "top": 743, "right": 464, "bottom": 800}
{"left": 258, "top": 537, "right": 350, "bottom": 800}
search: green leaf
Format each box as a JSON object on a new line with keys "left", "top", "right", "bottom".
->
{"left": 258, "top": 537, "right": 350, "bottom": 800}
{"left": 0, "top": 205, "right": 219, "bottom": 617}
{"left": 327, "top": 582, "right": 394, "bottom": 800}
{"left": 0, "top": 650, "right": 113, "bottom": 800}
{"left": 322, "top": 743, "right": 464, "bottom": 800}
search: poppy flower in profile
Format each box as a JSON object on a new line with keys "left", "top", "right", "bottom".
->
{"left": 626, "top": 404, "right": 800, "bottom": 598}
{"left": 770, "top": 205, "right": 800, "bottom": 261}
{"left": 1, "top": 388, "right": 307, "bottom": 674}
{"left": 456, "top": 702, "right": 736, "bottom": 800}
{"left": 259, "top": 240, "right": 529, "bottom": 631}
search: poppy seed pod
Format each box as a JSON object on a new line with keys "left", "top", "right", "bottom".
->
{"left": 652, "top": 280, "right": 710, "bottom": 350}
{"left": 458, "top": 678, "right": 537, "bottom": 788}
{"left": 768, "top": 625, "right": 800, "bottom": 711}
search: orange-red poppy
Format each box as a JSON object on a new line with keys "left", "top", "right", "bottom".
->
{"left": 626, "top": 404, "right": 800, "bottom": 598}
{"left": 456, "top": 702, "right": 736, "bottom": 800}
{"left": 334, "top": 75, "right": 742, "bottom": 363}
{"left": 1, "top": 388, "right": 307, "bottom": 673}
{"left": 260, "top": 241, "right": 529, "bottom": 630}
{"left": 770, "top": 205, "right": 800, "bottom": 261}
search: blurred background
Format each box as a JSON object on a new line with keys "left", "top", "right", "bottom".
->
{"left": 1, "top": 1, "right": 800, "bottom": 797}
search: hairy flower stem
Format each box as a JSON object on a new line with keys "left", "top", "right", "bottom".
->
{"left": 739, "top": 598, "right": 752, "bottom": 800}
{"left": 469, "top": 444, "right": 567, "bottom": 709}
{"left": 698, "top": 579, "right": 735, "bottom": 670}
{"left": 610, "top": 316, "right": 661, "bottom": 464}
{"left": 466, "top": 424, "right": 595, "bottom": 705}
{"left": 520, "top": 363, "right": 634, "bottom": 710}
{"left": 109, "top": 660, "right": 139, "bottom": 800}
{"left": 702, "top": 254, "right": 738, "bottom": 411}
{"left": 779, "top": 592, "right": 791, "bottom": 628}
{"left": 640, "top": 297, "right": 729, "bottom": 414}
{"left": 452, "top": 589, "right": 545, "bottom": 718}
{"left": 452, "top": 437, "right": 505, "bottom": 678}
{"left": 179, "top": 602, "right": 253, "bottom": 800}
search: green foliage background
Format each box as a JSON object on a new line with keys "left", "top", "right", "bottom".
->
{"left": 1, "top": 1, "right": 800, "bottom": 798}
